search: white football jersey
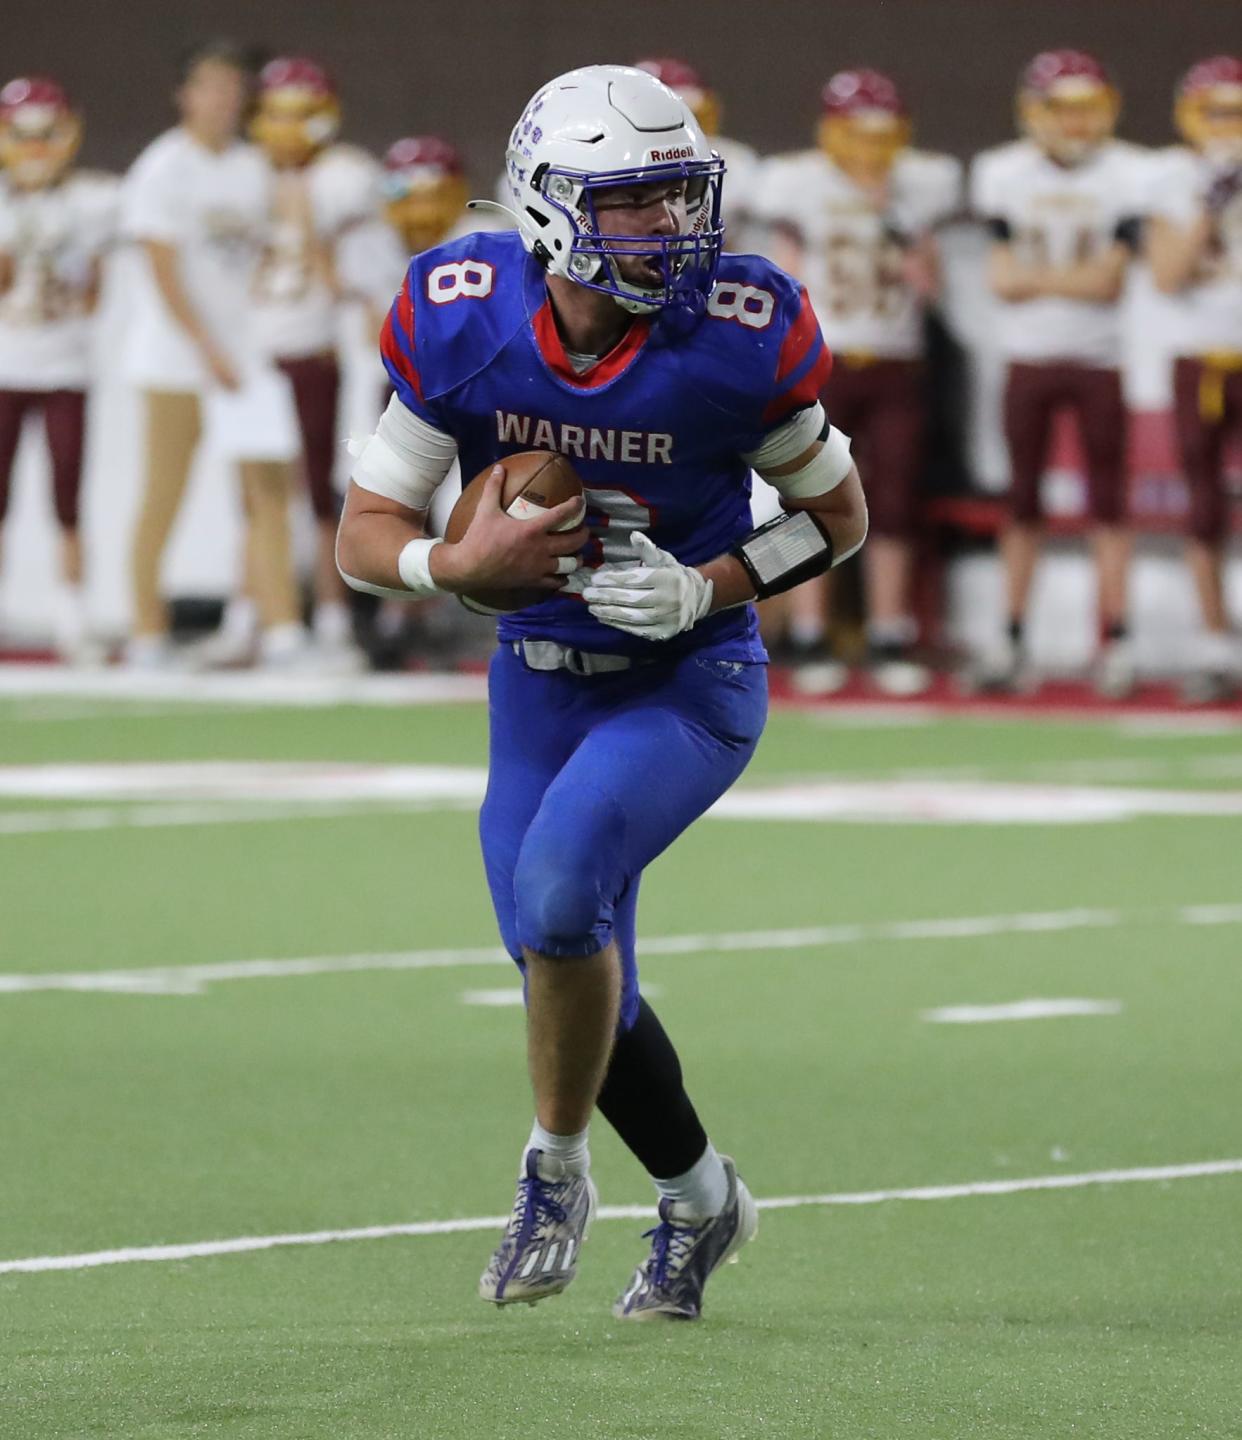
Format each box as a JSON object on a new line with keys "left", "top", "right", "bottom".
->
{"left": 0, "top": 171, "right": 119, "bottom": 390}
{"left": 755, "top": 148, "right": 961, "bottom": 358}
{"left": 252, "top": 144, "right": 380, "bottom": 360}
{"left": 971, "top": 139, "right": 1146, "bottom": 365}
{"left": 121, "top": 127, "right": 272, "bottom": 389}
{"left": 1144, "top": 145, "right": 1242, "bottom": 355}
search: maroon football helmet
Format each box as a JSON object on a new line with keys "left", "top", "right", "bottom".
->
{"left": 1176, "top": 56, "right": 1242, "bottom": 160}
{"left": 0, "top": 75, "right": 81, "bottom": 188}
{"left": 382, "top": 135, "right": 468, "bottom": 253}
{"left": 818, "top": 69, "right": 910, "bottom": 182}
{"left": 251, "top": 56, "right": 340, "bottom": 166}
{"left": 1018, "top": 50, "right": 1118, "bottom": 163}
{"left": 634, "top": 56, "right": 720, "bottom": 136}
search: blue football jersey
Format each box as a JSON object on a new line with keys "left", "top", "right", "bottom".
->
{"left": 380, "top": 230, "right": 832, "bottom": 659}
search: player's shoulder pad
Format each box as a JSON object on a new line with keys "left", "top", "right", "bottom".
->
{"left": 893, "top": 148, "right": 963, "bottom": 227}
{"left": 312, "top": 144, "right": 380, "bottom": 230}
{"left": 968, "top": 140, "right": 1028, "bottom": 214}
{"left": 685, "top": 254, "right": 829, "bottom": 430}
{"left": 399, "top": 229, "right": 528, "bottom": 401}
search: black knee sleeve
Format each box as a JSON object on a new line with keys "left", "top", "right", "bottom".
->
{"left": 595, "top": 997, "right": 708, "bottom": 1180}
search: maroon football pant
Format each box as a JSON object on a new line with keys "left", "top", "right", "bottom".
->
{"left": 1003, "top": 361, "right": 1126, "bottom": 525}
{"left": 1172, "top": 357, "right": 1242, "bottom": 544}
{"left": 821, "top": 358, "right": 925, "bottom": 538}
{"left": 278, "top": 352, "right": 341, "bottom": 521}
{"left": 0, "top": 387, "right": 86, "bottom": 529}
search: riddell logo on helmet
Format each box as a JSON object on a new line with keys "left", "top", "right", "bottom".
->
{"left": 648, "top": 145, "right": 694, "bottom": 162}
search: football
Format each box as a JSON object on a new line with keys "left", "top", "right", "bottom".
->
{"left": 443, "top": 451, "right": 587, "bottom": 614}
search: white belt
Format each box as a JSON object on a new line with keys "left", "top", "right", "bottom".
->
{"left": 512, "top": 639, "right": 634, "bottom": 675}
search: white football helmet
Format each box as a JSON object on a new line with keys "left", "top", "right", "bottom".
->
{"left": 500, "top": 65, "right": 725, "bottom": 319}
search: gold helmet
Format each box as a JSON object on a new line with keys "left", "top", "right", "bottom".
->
{"left": 381, "top": 136, "right": 468, "bottom": 254}
{"left": 1018, "top": 50, "right": 1119, "bottom": 165}
{"left": 818, "top": 69, "right": 910, "bottom": 185}
{"left": 250, "top": 56, "right": 339, "bottom": 168}
{"left": 1175, "top": 55, "right": 1242, "bottom": 164}
{"left": 0, "top": 76, "right": 81, "bottom": 190}
{"left": 634, "top": 57, "right": 721, "bottom": 137}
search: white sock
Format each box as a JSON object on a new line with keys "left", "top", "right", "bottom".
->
{"left": 654, "top": 1142, "right": 729, "bottom": 1221}
{"left": 868, "top": 615, "right": 917, "bottom": 650}
{"left": 220, "top": 595, "right": 258, "bottom": 642}
{"left": 789, "top": 615, "right": 825, "bottom": 648}
{"left": 259, "top": 622, "right": 306, "bottom": 661}
{"left": 525, "top": 1119, "right": 590, "bottom": 1179}
{"left": 313, "top": 601, "right": 351, "bottom": 645}
{"left": 52, "top": 584, "right": 85, "bottom": 651}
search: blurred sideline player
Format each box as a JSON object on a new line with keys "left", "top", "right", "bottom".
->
{"left": 121, "top": 41, "right": 302, "bottom": 667}
{"left": 757, "top": 70, "right": 959, "bottom": 695}
{"left": 971, "top": 51, "right": 1144, "bottom": 698}
{"left": 1147, "top": 56, "right": 1242, "bottom": 703}
{"left": 634, "top": 58, "right": 762, "bottom": 251}
{"left": 0, "top": 77, "right": 116, "bottom": 661}
{"left": 196, "top": 54, "right": 377, "bottom": 670}
{"left": 336, "top": 66, "right": 867, "bottom": 1318}
{"left": 342, "top": 135, "right": 473, "bottom": 666}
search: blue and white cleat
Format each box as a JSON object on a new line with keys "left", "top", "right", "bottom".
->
{"left": 479, "top": 1149, "right": 597, "bottom": 1306}
{"left": 613, "top": 1156, "right": 758, "bottom": 1320}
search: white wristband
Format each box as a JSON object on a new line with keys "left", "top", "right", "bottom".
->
{"left": 397, "top": 537, "right": 445, "bottom": 596}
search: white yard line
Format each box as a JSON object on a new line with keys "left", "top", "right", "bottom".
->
{"left": 3, "top": 1157, "right": 1239, "bottom": 1277}
{"left": 0, "top": 799, "right": 476, "bottom": 837}
{"left": 922, "top": 998, "right": 1123, "bottom": 1024}
{"left": 0, "top": 665, "right": 489, "bottom": 707}
{"left": 0, "top": 906, "right": 1127, "bottom": 996}
{"left": 0, "top": 903, "right": 1231, "bottom": 997}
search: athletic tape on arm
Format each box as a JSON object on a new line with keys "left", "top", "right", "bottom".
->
{"left": 349, "top": 394, "right": 458, "bottom": 511}
{"left": 335, "top": 534, "right": 444, "bottom": 601}
{"left": 744, "top": 405, "right": 854, "bottom": 499}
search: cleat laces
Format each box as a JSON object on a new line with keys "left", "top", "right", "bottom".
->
{"left": 643, "top": 1216, "right": 699, "bottom": 1289}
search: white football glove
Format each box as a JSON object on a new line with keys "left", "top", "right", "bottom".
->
{"left": 579, "top": 532, "right": 714, "bottom": 641}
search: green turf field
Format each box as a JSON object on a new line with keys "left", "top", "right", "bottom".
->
{"left": 2, "top": 687, "right": 1240, "bottom": 1439}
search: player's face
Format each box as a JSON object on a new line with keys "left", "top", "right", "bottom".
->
{"left": 0, "top": 113, "right": 80, "bottom": 190}
{"left": 819, "top": 114, "right": 907, "bottom": 185}
{"left": 1199, "top": 97, "right": 1242, "bottom": 159}
{"left": 385, "top": 177, "right": 468, "bottom": 253}
{"left": 253, "top": 89, "right": 337, "bottom": 169}
{"left": 592, "top": 177, "right": 690, "bottom": 287}
{"left": 1026, "top": 89, "right": 1117, "bottom": 163}
{"left": 178, "top": 59, "right": 248, "bottom": 144}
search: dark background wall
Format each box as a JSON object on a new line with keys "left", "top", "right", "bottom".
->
{"left": 11, "top": 0, "right": 1241, "bottom": 180}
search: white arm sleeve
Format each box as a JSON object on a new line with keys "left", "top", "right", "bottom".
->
{"left": 350, "top": 394, "right": 458, "bottom": 511}
{"left": 742, "top": 403, "right": 854, "bottom": 499}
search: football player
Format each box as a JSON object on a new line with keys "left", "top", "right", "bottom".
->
{"left": 336, "top": 66, "right": 867, "bottom": 1318}
{"left": 1146, "top": 56, "right": 1242, "bottom": 703}
{"left": 755, "top": 71, "right": 960, "bottom": 695}
{"left": 634, "top": 58, "right": 762, "bottom": 252}
{"left": 122, "top": 40, "right": 302, "bottom": 668}
{"left": 0, "top": 76, "right": 117, "bottom": 661}
{"left": 971, "top": 51, "right": 1144, "bottom": 698}
{"left": 227, "top": 55, "right": 379, "bottom": 669}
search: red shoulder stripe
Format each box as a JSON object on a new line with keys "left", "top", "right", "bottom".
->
{"left": 775, "top": 287, "right": 822, "bottom": 384}
{"left": 380, "top": 307, "right": 423, "bottom": 402}
{"left": 762, "top": 342, "right": 832, "bottom": 427}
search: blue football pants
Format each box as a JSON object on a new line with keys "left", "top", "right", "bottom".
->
{"left": 479, "top": 644, "right": 768, "bottom": 1030}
